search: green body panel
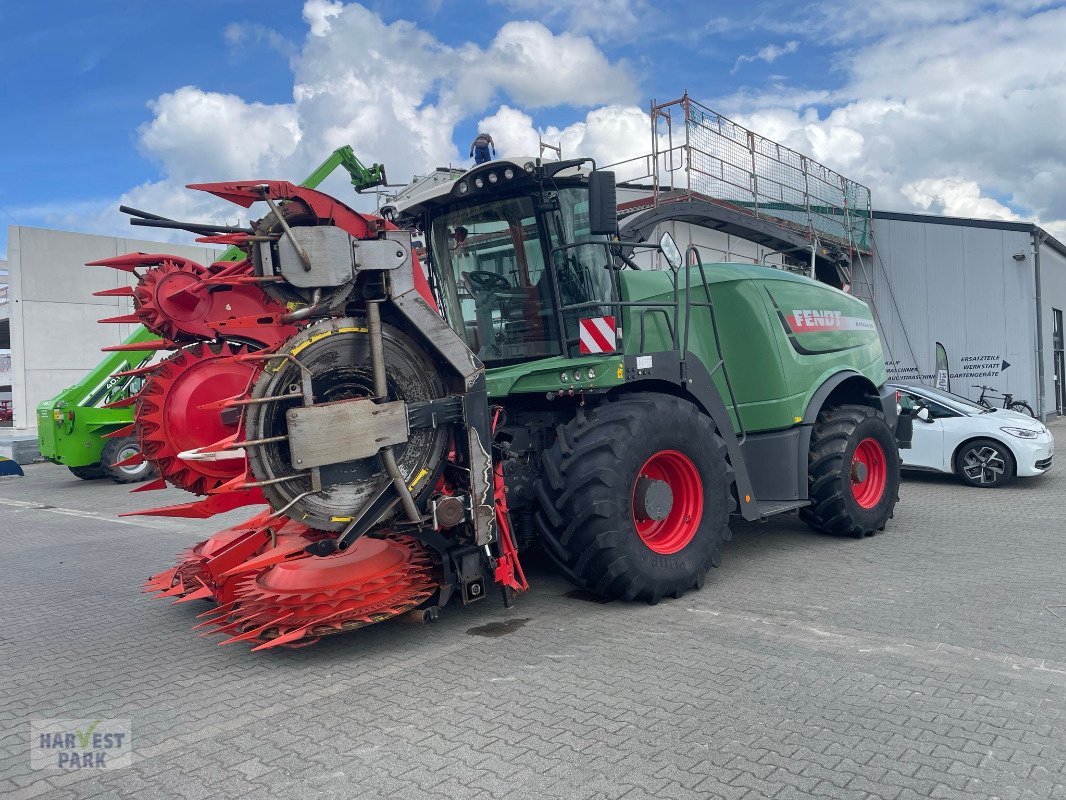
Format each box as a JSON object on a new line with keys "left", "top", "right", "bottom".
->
{"left": 486, "top": 353, "right": 625, "bottom": 397}
{"left": 485, "top": 262, "right": 885, "bottom": 438}
{"left": 36, "top": 146, "right": 380, "bottom": 469}
{"left": 618, "top": 264, "right": 883, "bottom": 432}
{"left": 36, "top": 327, "right": 158, "bottom": 467}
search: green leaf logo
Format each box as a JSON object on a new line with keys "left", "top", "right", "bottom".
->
{"left": 75, "top": 720, "right": 102, "bottom": 749}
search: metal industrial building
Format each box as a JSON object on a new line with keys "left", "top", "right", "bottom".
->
{"left": 1, "top": 259, "right": 11, "bottom": 414}
{"left": 858, "top": 212, "right": 1066, "bottom": 420}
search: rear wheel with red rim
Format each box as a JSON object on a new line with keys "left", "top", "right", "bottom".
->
{"left": 800, "top": 404, "right": 900, "bottom": 538}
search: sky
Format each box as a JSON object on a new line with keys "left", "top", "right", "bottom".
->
{"left": 1, "top": 0, "right": 1065, "bottom": 257}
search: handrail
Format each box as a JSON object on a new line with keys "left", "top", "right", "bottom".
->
{"left": 684, "top": 245, "right": 745, "bottom": 443}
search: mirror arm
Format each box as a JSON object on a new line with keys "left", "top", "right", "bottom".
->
{"left": 615, "top": 251, "right": 643, "bottom": 271}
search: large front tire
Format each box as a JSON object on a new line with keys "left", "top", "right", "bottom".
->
{"left": 69, "top": 464, "right": 105, "bottom": 480}
{"left": 534, "top": 394, "right": 732, "bottom": 603}
{"left": 800, "top": 405, "right": 900, "bottom": 538}
{"left": 101, "top": 436, "right": 156, "bottom": 484}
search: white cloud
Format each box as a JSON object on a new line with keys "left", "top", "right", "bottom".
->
{"left": 22, "top": 0, "right": 1066, "bottom": 253}
{"left": 303, "top": 0, "right": 344, "bottom": 36}
{"left": 720, "top": 2, "right": 1066, "bottom": 236}
{"left": 475, "top": 104, "right": 662, "bottom": 182}
{"left": 901, "top": 177, "right": 1022, "bottom": 221}
{"left": 493, "top": 0, "right": 648, "bottom": 41}
{"left": 101, "top": 2, "right": 638, "bottom": 238}
{"left": 731, "top": 40, "right": 799, "bottom": 73}
{"left": 139, "top": 87, "right": 302, "bottom": 179}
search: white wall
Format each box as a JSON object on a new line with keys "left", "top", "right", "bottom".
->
{"left": 6, "top": 226, "right": 221, "bottom": 433}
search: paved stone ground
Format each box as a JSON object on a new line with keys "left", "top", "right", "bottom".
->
{"left": 1, "top": 423, "right": 1063, "bottom": 800}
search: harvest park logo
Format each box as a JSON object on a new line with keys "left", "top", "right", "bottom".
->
{"left": 31, "top": 719, "right": 131, "bottom": 769}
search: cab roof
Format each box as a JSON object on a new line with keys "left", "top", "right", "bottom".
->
{"left": 392, "top": 157, "right": 591, "bottom": 220}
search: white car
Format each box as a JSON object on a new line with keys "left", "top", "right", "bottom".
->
{"left": 890, "top": 382, "right": 1054, "bottom": 488}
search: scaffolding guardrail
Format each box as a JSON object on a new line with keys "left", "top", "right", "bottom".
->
{"left": 606, "top": 93, "right": 872, "bottom": 257}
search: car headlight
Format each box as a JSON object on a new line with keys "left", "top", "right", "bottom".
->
{"left": 1000, "top": 426, "right": 1040, "bottom": 439}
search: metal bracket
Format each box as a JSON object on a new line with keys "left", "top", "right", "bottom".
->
{"left": 266, "top": 227, "right": 412, "bottom": 288}
{"left": 407, "top": 396, "right": 464, "bottom": 429}
{"left": 286, "top": 398, "right": 409, "bottom": 468}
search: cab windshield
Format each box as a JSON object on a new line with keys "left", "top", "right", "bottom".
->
{"left": 428, "top": 187, "right": 613, "bottom": 363}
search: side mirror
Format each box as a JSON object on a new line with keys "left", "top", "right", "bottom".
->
{"left": 659, "top": 232, "right": 683, "bottom": 271}
{"left": 587, "top": 170, "right": 617, "bottom": 236}
{"left": 916, "top": 406, "right": 931, "bottom": 422}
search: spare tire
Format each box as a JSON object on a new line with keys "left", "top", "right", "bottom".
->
{"left": 245, "top": 317, "right": 449, "bottom": 532}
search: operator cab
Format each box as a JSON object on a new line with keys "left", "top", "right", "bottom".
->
{"left": 392, "top": 158, "right": 618, "bottom": 363}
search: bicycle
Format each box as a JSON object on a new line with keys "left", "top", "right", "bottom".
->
{"left": 972, "top": 384, "right": 1035, "bottom": 417}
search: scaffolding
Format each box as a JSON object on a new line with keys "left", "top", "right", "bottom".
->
{"left": 606, "top": 93, "right": 872, "bottom": 260}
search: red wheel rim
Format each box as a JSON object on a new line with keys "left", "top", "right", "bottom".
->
{"left": 631, "top": 450, "right": 703, "bottom": 555}
{"left": 851, "top": 437, "right": 887, "bottom": 509}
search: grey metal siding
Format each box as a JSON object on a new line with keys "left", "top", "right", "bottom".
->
{"left": 1037, "top": 238, "right": 1066, "bottom": 416}
{"left": 869, "top": 217, "right": 1038, "bottom": 409}
{"left": 6, "top": 226, "right": 221, "bottom": 433}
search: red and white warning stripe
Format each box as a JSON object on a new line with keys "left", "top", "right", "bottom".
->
{"left": 579, "top": 315, "right": 617, "bottom": 354}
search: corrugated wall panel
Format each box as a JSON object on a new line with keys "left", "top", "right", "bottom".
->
{"left": 1037, "top": 241, "right": 1066, "bottom": 416}
{"left": 870, "top": 217, "right": 1037, "bottom": 409}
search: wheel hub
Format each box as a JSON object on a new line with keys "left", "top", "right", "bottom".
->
{"left": 631, "top": 450, "right": 703, "bottom": 555}
{"left": 850, "top": 438, "right": 887, "bottom": 509}
{"left": 963, "top": 446, "right": 1005, "bottom": 484}
{"left": 633, "top": 476, "right": 673, "bottom": 522}
{"left": 851, "top": 460, "right": 868, "bottom": 483}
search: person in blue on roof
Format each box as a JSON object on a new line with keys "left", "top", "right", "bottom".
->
{"left": 469, "top": 132, "right": 496, "bottom": 165}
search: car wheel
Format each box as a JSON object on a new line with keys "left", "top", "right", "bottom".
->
{"left": 954, "top": 438, "right": 1015, "bottom": 488}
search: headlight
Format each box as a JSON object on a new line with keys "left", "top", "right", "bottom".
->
{"left": 487, "top": 172, "right": 498, "bottom": 184}
{"left": 474, "top": 177, "right": 485, "bottom": 189}
{"left": 504, "top": 168, "right": 515, "bottom": 180}
{"left": 457, "top": 181, "right": 469, "bottom": 195}
{"left": 1000, "top": 426, "right": 1039, "bottom": 439}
